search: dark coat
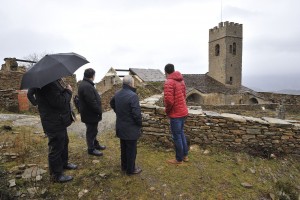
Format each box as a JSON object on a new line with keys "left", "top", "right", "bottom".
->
{"left": 27, "top": 88, "right": 38, "bottom": 106}
{"left": 35, "top": 80, "right": 73, "bottom": 133}
{"left": 78, "top": 78, "right": 102, "bottom": 124}
{"left": 110, "top": 84, "right": 142, "bottom": 140}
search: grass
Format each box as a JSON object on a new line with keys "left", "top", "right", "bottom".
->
{"left": 0, "top": 121, "right": 299, "bottom": 200}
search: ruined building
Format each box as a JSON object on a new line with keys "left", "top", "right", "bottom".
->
{"left": 97, "top": 67, "right": 165, "bottom": 93}
{"left": 96, "top": 68, "right": 122, "bottom": 94}
{"left": 0, "top": 58, "right": 77, "bottom": 112}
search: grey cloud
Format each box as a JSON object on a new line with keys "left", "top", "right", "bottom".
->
{"left": 0, "top": 29, "right": 72, "bottom": 60}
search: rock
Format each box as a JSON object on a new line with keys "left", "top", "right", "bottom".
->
{"left": 270, "top": 154, "right": 276, "bottom": 159}
{"left": 27, "top": 164, "right": 38, "bottom": 167}
{"left": 9, "top": 179, "right": 16, "bottom": 187}
{"left": 269, "top": 193, "right": 276, "bottom": 200}
{"left": 4, "top": 152, "right": 19, "bottom": 157}
{"left": 27, "top": 187, "right": 38, "bottom": 197}
{"left": 150, "top": 187, "right": 155, "bottom": 191}
{"left": 15, "top": 174, "right": 22, "bottom": 179}
{"left": 78, "top": 189, "right": 88, "bottom": 199}
{"left": 189, "top": 145, "right": 201, "bottom": 152}
{"left": 99, "top": 173, "right": 106, "bottom": 178}
{"left": 22, "top": 167, "right": 47, "bottom": 179}
{"left": 92, "top": 160, "right": 100, "bottom": 164}
{"left": 36, "top": 175, "right": 42, "bottom": 181}
{"left": 203, "top": 150, "right": 210, "bottom": 155}
{"left": 40, "top": 188, "right": 47, "bottom": 195}
{"left": 18, "top": 164, "right": 26, "bottom": 170}
{"left": 241, "top": 182, "right": 253, "bottom": 188}
{"left": 249, "top": 168, "right": 256, "bottom": 174}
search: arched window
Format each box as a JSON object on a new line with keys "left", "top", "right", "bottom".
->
{"left": 215, "top": 44, "right": 220, "bottom": 56}
{"left": 233, "top": 42, "right": 236, "bottom": 55}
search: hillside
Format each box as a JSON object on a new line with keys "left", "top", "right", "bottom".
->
{"left": 0, "top": 117, "right": 299, "bottom": 199}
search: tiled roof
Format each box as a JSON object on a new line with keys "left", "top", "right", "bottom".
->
{"left": 183, "top": 74, "right": 255, "bottom": 95}
{"left": 129, "top": 68, "right": 165, "bottom": 82}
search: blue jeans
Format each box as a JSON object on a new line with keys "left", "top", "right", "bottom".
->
{"left": 170, "top": 117, "right": 188, "bottom": 161}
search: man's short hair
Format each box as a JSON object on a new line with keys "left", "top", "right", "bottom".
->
{"left": 123, "top": 75, "right": 133, "bottom": 86}
{"left": 84, "top": 68, "right": 95, "bottom": 79}
{"left": 165, "top": 64, "right": 175, "bottom": 74}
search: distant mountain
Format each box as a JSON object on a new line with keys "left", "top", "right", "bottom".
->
{"left": 243, "top": 74, "right": 300, "bottom": 92}
{"left": 272, "top": 89, "right": 300, "bottom": 95}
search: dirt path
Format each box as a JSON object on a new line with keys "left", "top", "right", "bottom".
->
{"left": 0, "top": 110, "right": 116, "bottom": 136}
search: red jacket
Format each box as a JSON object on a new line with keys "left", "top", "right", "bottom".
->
{"left": 164, "top": 71, "right": 188, "bottom": 118}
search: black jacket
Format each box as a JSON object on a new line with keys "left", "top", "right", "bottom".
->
{"left": 110, "top": 84, "right": 142, "bottom": 140}
{"left": 78, "top": 78, "right": 102, "bottom": 124}
{"left": 27, "top": 88, "right": 38, "bottom": 106}
{"left": 35, "top": 80, "right": 73, "bottom": 133}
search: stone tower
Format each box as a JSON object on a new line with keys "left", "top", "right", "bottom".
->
{"left": 208, "top": 21, "right": 243, "bottom": 88}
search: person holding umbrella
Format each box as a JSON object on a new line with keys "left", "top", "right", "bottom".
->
{"left": 21, "top": 53, "right": 89, "bottom": 183}
{"left": 35, "top": 79, "right": 77, "bottom": 182}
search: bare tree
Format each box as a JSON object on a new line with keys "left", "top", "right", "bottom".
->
{"left": 21, "top": 52, "right": 49, "bottom": 68}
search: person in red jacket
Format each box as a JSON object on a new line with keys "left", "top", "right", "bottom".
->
{"left": 164, "top": 63, "right": 189, "bottom": 165}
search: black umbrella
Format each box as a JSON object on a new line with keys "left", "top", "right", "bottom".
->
{"left": 20, "top": 52, "right": 89, "bottom": 89}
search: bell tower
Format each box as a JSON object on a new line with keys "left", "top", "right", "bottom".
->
{"left": 208, "top": 21, "right": 243, "bottom": 88}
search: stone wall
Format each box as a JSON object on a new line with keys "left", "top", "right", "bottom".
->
{"left": 0, "top": 90, "right": 19, "bottom": 112}
{"left": 0, "top": 71, "right": 24, "bottom": 90}
{"left": 258, "top": 92, "right": 300, "bottom": 105}
{"left": 140, "top": 101, "right": 300, "bottom": 156}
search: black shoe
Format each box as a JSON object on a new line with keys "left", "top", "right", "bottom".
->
{"left": 88, "top": 149, "right": 103, "bottom": 156}
{"left": 127, "top": 167, "right": 142, "bottom": 175}
{"left": 95, "top": 145, "right": 106, "bottom": 150}
{"left": 63, "top": 163, "right": 78, "bottom": 170}
{"left": 53, "top": 175, "right": 73, "bottom": 183}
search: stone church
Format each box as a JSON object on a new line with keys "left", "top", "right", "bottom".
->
{"left": 184, "top": 21, "right": 269, "bottom": 105}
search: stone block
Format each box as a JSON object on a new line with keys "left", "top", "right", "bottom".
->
{"left": 272, "top": 140, "right": 280, "bottom": 144}
{"left": 200, "top": 126, "right": 210, "bottom": 130}
{"left": 242, "top": 135, "right": 256, "bottom": 140}
{"left": 246, "top": 128, "right": 261, "bottom": 135}
{"left": 230, "top": 130, "right": 243, "bottom": 135}
{"left": 235, "top": 138, "right": 242, "bottom": 143}
{"left": 281, "top": 136, "right": 290, "bottom": 140}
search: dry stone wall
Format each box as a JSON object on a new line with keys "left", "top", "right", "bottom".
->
{"left": 140, "top": 96, "right": 300, "bottom": 156}
{"left": 0, "top": 90, "right": 18, "bottom": 112}
{"left": 0, "top": 71, "right": 24, "bottom": 90}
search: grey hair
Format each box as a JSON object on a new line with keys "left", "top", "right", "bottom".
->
{"left": 123, "top": 75, "right": 133, "bottom": 86}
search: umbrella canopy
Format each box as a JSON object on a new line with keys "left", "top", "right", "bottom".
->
{"left": 20, "top": 52, "right": 89, "bottom": 89}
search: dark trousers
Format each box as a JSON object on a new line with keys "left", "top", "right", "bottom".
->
{"left": 47, "top": 129, "right": 69, "bottom": 177}
{"left": 85, "top": 123, "right": 99, "bottom": 151}
{"left": 120, "top": 139, "right": 137, "bottom": 174}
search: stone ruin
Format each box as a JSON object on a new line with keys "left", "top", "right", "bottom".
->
{"left": 1, "top": 58, "right": 26, "bottom": 72}
{"left": 0, "top": 58, "right": 77, "bottom": 112}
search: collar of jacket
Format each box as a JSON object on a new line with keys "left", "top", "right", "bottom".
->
{"left": 123, "top": 84, "right": 137, "bottom": 93}
{"left": 83, "top": 77, "right": 95, "bottom": 86}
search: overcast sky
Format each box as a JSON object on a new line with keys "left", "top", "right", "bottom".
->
{"left": 1, "top": 0, "right": 300, "bottom": 91}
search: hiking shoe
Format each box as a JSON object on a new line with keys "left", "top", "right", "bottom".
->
{"left": 167, "top": 159, "right": 183, "bottom": 165}
{"left": 183, "top": 156, "right": 189, "bottom": 162}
